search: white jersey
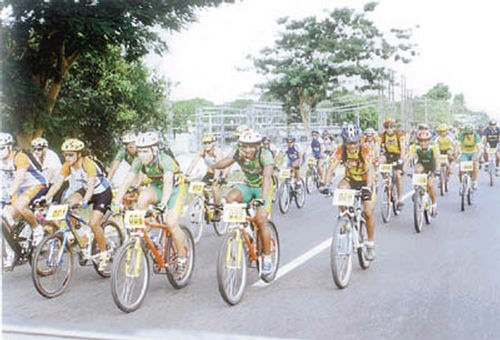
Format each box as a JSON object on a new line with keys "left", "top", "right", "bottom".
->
{"left": 37, "top": 149, "right": 62, "bottom": 184}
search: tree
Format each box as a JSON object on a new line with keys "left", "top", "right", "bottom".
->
{"left": 250, "top": 2, "right": 416, "bottom": 132}
{"left": 0, "top": 0, "right": 233, "bottom": 146}
{"left": 172, "top": 98, "right": 214, "bottom": 130}
{"left": 424, "top": 82, "right": 452, "bottom": 101}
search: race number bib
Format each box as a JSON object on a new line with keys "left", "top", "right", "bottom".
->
{"left": 378, "top": 164, "right": 392, "bottom": 173}
{"left": 222, "top": 203, "right": 247, "bottom": 223}
{"left": 188, "top": 181, "right": 206, "bottom": 195}
{"left": 412, "top": 174, "right": 428, "bottom": 186}
{"left": 307, "top": 157, "right": 316, "bottom": 165}
{"left": 125, "top": 210, "right": 146, "bottom": 229}
{"left": 45, "top": 204, "right": 68, "bottom": 221}
{"left": 460, "top": 161, "right": 473, "bottom": 172}
{"left": 280, "top": 169, "right": 291, "bottom": 179}
{"left": 439, "top": 155, "right": 448, "bottom": 163}
{"left": 488, "top": 148, "right": 496, "bottom": 154}
{"left": 332, "top": 189, "right": 356, "bottom": 207}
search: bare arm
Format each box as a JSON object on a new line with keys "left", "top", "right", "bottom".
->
{"left": 161, "top": 171, "right": 174, "bottom": 207}
{"left": 82, "top": 177, "right": 96, "bottom": 204}
{"left": 215, "top": 157, "right": 236, "bottom": 170}
{"left": 115, "top": 171, "right": 139, "bottom": 204}
{"left": 8, "top": 168, "right": 27, "bottom": 197}
{"left": 107, "top": 160, "right": 120, "bottom": 181}
{"left": 261, "top": 165, "right": 273, "bottom": 200}
{"left": 45, "top": 175, "right": 65, "bottom": 201}
{"left": 185, "top": 151, "right": 202, "bottom": 177}
{"left": 324, "top": 160, "right": 340, "bottom": 186}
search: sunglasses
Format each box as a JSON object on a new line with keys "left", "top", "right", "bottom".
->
{"left": 203, "top": 142, "right": 213, "bottom": 145}
{"left": 33, "top": 148, "right": 43, "bottom": 152}
{"left": 0, "top": 146, "right": 8, "bottom": 151}
{"left": 63, "top": 153, "right": 76, "bottom": 158}
{"left": 346, "top": 142, "right": 359, "bottom": 146}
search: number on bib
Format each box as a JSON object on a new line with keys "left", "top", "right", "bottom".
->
{"left": 46, "top": 204, "right": 68, "bottom": 221}
{"left": 460, "top": 161, "right": 473, "bottom": 172}
{"left": 125, "top": 210, "right": 147, "bottom": 229}
{"left": 378, "top": 164, "right": 392, "bottom": 173}
{"left": 222, "top": 203, "right": 247, "bottom": 223}
{"left": 412, "top": 174, "right": 428, "bottom": 186}
{"left": 280, "top": 169, "right": 291, "bottom": 179}
{"left": 439, "top": 155, "right": 448, "bottom": 163}
{"left": 332, "top": 189, "right": 356, "bottom": 207}
{"left": 307, "top": 157, "right": 316, "bottom": 165}
{"left": 188, "top": 181, "right": 206, "bottom": 195}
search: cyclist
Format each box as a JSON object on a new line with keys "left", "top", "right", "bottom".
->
{"left": 481, "top": 120, "right": 500, "bottom": 176}
{"left": 31, "top": 137, "right": 66, "bottom": 203}
{"left": 320, "top": 130, "right": 334, "bottom": 156}
{"left": 41, "top": 138, "right": 112, "bottom": 271}
{"left": 262, "top": 137, "right": 276, "bottom": 158}
{"left": 185, "top": 133, "right": 228, "bottom": 219}
{"left": 361, "top": 128, "right": 380, "bottom": 165}
{"left": 433, "top": 124, "right": 458, "bottom": 176}
{"left": 214, "top": 129, "right": 275, "bottom": 274}
{"left": 310, "top": 130, "right": 324, "bottom": 184}
{"left": 114, "top": 131, "right": 188, "bottom": 267}
{"left": 403, "top": 130, "right": 439, "bottom": 216}
{"left": 457, "top": 124, "right": 482, "bottom": 190}
{"left": 107, "top": 131, "right": 138, "bottom": 183}
{"left": 320, "top": 126, "right": 376, "bottom": 260}
{"left": 0, "top": 133, "right": 47, "bottom": 252}
{"left": 379, "top": 119, "right": 406, "bottom": 210}
{"left": 279, "top": 135, "right": 303, "bottom": 185}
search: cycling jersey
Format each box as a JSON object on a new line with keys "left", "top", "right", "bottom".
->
{"left": 36, "top": 149, "right": 62, "bottom": 184}
{"left": 433, "top": 135, "right": 455, "bottom": 152}
{"left": 234, "top": 147, "right": 274, "bottom": 187}
{"left": 457, "top": 132, "right": 481, "bottom": 153}
{"left": 284, "top": 144, "right": 300, "bottom": 161}
{"left": 408, "top": 144, "right": 437, "bottom": 174}
{"left": 332, "top": 144, "right": 373, "bottom": 182}
{"left": 380, "top": 131, "right": 404, "bottom": 155}
{"left": 60, "top": 157, "right": 109, "bottom": 195}
{"left": 311, "top": 139, "right": 321, "bottom": 159}
{"left": 113, "top": 147, "right": 137, "bottom": 165}
{"left": 483, "top": 127, "right": 500, "bottom": 148}
{"left": 320, "top": 137, "right": 333, "bottom": 154}
{"left": 1, "top": 151, "right": 48, "bottom": 188}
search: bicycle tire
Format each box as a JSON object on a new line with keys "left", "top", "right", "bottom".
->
{"left": 380, "top": 184, "right": 391, "bottom": 223}
{"left": 186, "top": 197, "right": 205, "bottom": 243}
{"left": 294, "top": 179, "right": 306, "bottom": 209}
{"left": 424, "top": 195, "right": 432, "bottom": 225}
{"left": 305, "top": 170, "right": 314, "bottom": 194}
{"left": 331, "top": 217, "right": 353, "bottom": 289}
{"left": 391, "top": 180, "right": 400, "bottom": 216}
{"left": 278, "top": 181, "right": 290, "bottom": 214}
{"left": 413, "top": 192, "right": 424, "bottom": 233}
{"left": 92, "top": 220, "right": 124, "bottom": 278}
{"left": 356, "top": 220, "right": 371, "bottom": 270}
{"left": 439, "top": 169, "right": 445, "bottom": 196}
{"left": 166, "top": 226, "right": 195, "bottom": 289}
{"left": 217, "top": 230, "right": 248, "bottom": 305}
{"left": 258, "top": 220, "right": 280, "bottom": 283}
{"left": 32, "top": 233, "right": 74, "bottom": 298}
{"left": 110, "top": 239, "right": 150, "bottom": 313}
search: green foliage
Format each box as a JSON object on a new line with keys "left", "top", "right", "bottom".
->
{"left": 424, "top": 82, "right": 452, "bottom": 101}
{"left": 1, "top": 0, "right": 233, "bottom": 136}
{"left": 44, "top": 47, "right": 169, "bottom": 161}
{"left": 172, "top": 98, "right": 214, "bottom": 129}
{"left": 251, "top": 4, "right": 416, "bottom": 127}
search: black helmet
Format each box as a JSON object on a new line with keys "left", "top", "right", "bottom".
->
{"left": 262, "top": 136, "right": 270, "bottom": 142}
{"left": 489, "top": 120, "right": 497, "bottom": 126}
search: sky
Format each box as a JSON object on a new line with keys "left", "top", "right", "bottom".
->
{"left": 145, "top": 0, "right": 500, "bottom": 118}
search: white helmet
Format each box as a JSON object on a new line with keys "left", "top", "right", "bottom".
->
{"left": 31, "top": 137, "right": 48, "bottom": 148}
{"left": 136, "top": 131, "right": 160, "bottom": 148}
{"left": 239, "top": 129, "right": 262, "bottom": 144}
{"left": 0, "top": 133, "right": 14, "bottom": 146}
{"left": 121, "top": 132, "right": 137, "bottom": 144}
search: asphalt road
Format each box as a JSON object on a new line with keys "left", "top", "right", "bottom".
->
{"left": 3, "top": 170, "right": 500, "bottom": 340}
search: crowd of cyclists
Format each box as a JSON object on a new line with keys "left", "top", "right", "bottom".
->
{"left": 1, "top": 116, "right": 499, "bottom": 306}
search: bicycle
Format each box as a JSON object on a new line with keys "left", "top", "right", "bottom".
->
{"left": 110, "top": 205, "right": 195, "bottom": 313}
{"left": 486, "top": 146, "right": 497, "bottom": 187}
{"left": 328, "top": 188, "right": 371, "bottom": 289}
{"left": 31, "top": 203, "right": 124, "bottom": 298}
{"left": 305, "top": 157, "right": 321, "bottom": 194}
{"left": 185, "top": 180, "right": 225, "bottom": 243}
{"left": 438, "top": 154, "right": 450, "bottom": 196}
{"left": 277, "top": 168, "right": 306, "bottom": 214}
{"left": 411, "top": 173, "right": 433, "bottom": 233}
{"left": 378, "top": 162, "right": 401, "bottom": 223}
{"left": 459, "top": 161, "right": 474, "bottom": 211}
{"left": 216, "top": 200, "right": 280, "bottom": 305}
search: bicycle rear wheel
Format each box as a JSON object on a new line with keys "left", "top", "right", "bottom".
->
{"left": 32, "top": 233, "right": 74, "bottom": 298}
{"left": 356, "top": 220, "right": 371, "bottom": 270}
{"left": 186, "top": 197, "right": 205, "bottom": 243}
{"left": 111, "top": 239, "right": 150, "bottom": 313}
{"left": 391, "top": 180, "right": 400, "bottom": 216}
{"left": 294, "top": 179, "right": 306, "bottom": 209}
{"left": 305, "top": 170, "right": 314, "bottom": 194}
{"left": 258, "top": 221, "right": 280, "bottom": 283}
{"left": 424, "top": 195, "right": 432, "bottom": 225}
{"left": 380, "top": 184, "right": 391, "bottom": 223}
{"left": 413, "top": 192, "right": 424, "bottom": 233}
{"left": 217, "top": 230, "right": 248, "bottom": 305}
{"left": 439, "top": 169, "right": 445, "bottom": 196}
{"left": 331, "top": 217, "right": 353, "bottom": 289}
{"left": 166, "top": 226, "right": 195, "bottom": 289}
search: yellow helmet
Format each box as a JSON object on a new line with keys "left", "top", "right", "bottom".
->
{"left": 61, "top": 138, "right": 84, "bottom": 152}
{"left": 202, "top": 133, "right": 215, "bottom": 143}
{"left": 436, "top": 124, "right": 447, "bottom": 132}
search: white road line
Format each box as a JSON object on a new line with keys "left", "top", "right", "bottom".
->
{"left": 400, "top": 190, "right": 415, "bottom": 202}
{"left": 253, "top": 237, "right": 332, "bottom": 288}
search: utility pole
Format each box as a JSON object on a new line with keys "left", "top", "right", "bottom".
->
{"left": 424, "top": 97, "right": 428, "bottom": 124}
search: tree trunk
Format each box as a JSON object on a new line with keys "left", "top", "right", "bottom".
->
{"left": 16, "top": 129, "right": 43, "bottom": 149}
{"left": 45, "top": 81, "right": 63, "bottom": 116}
{"left": 298, "top": 93, "right": 311, "bottom": 136}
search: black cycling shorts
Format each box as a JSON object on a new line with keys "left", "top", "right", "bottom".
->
{"left": 385, "top": 153, "right": 403, "bottom": 170}
{"left": 343, "top": 177, "right": 371, "bottom": 201}
{"left": 76, "top": 187, "right": 112, "bottom": 214}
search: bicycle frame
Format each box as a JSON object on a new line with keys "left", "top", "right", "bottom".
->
{"left": 337, "top": 195, "right": 365, "bottom": 252}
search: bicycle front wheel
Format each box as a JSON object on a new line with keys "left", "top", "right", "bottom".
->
{"left": 331, "top": 217, "right": 353, "bottom": 289}
{"left": 294, "top": 179, "right": 306, "bottom": 209}
{"left": 413, "top": 192, "right": 424, "bottom": 233}
{"left": 356, "top": 220, "right": 371, "bottom": 270}
{"left": 111, "top": 239, "right": 150, "bottom": 313}
{"left": 305, "top": 170, "right": 314, "bottom": 194}
{"left": 380, "top": 184, "right": 391, "bottom": 223}
{"left": 258, "top": 221, "right": 280, "bottom": 283}
{"left": 278, "top": 181, "right": 290, "bottom": 214}
{"left": 217, "top": 230, "right": 248, "bottom": 305}
{"left": 32, "top": 233, "right": 74, "bottom": 298}
{"left": 186, "top": 197, "right": 205, "bottom": 243}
